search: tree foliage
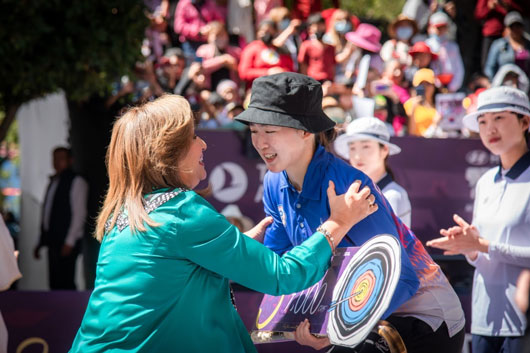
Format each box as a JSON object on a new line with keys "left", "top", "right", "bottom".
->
{"left": 0, "top": 0, "right": 148, "bottom": 140}
{"left": 339, "top": 0, "right": 406, "bottom": 22}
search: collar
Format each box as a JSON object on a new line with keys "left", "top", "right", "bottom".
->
{"left": 279, "top": 145, "right": 330, "bottom": 200}
{"left": 495, "top": 150, "right": 530, "bottom": 181}
{"left": 376, "top": 173, "right": 393, "bottom": 190}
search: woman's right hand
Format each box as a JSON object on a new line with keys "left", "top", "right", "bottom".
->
{"left": 322, "top": 180, "right": 378, "bottom": 249}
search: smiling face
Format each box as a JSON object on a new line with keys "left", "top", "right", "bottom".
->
{"left": 477, "top": 111, "right": 529, "bottom": 158}
{"left": 348, "top": 139, "right": 388, "bottom": 180}
{"left": 250, "top": 123, "right": 314, "bottom": 176}
{"left": 177, "top": 130, "right": 208, "bottom": 189}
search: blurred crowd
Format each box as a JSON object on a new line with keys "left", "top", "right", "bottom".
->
{"left": 108, "top": 0, "right": 530, "bottom": 138}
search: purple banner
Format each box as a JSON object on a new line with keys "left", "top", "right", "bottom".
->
{"left": 198, "top": 131, "right": 498, "bottom": 245}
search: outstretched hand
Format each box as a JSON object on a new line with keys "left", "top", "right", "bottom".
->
{"left": 327, "top": 180, "right": 378, "bottom": 231}
{"left": 427, "top": 214, "right": 488, "bottom": 258}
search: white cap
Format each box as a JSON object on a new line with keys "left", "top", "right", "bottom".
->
{"left": 334, "top": 117, "right": 401, "bottom": 160}
{"left": 429, "top": 12, "right": 449, "bottom": 27}
{"left": 462, "top": 86, "right": 530, "bottom": 132}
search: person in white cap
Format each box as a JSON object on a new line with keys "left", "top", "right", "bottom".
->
{"left": 425, "top": 11, "right": 464, "bottom": 92}
{"left": 334, "top": 117, "right": 412, "bottom": 227}
{"left": 428, "top": 86, "right": 530, "bottom": 353}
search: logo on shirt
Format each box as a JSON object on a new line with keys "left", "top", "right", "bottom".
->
{"left": 260, "top": 48, "right": 280, "bottom": 65}
{"left": 278, "top": 205, "right": 286, "bottom": 227}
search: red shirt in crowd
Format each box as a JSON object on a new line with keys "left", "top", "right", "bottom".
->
{"left": 474, "top": 0, "right": 522, "bottom": 37}
{"left": 298, "top": 39, "right": 336, "bottom": 82}
{"left": 238, "top": 40, "right": 294, "bottom": 87}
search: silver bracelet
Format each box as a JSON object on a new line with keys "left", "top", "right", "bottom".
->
{"left": 317, "top": 225, "right": 335, "bottom": 255}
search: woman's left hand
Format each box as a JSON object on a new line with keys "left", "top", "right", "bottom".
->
{"left": 244, "top": 216, "right": 273, "bottom": 243}
{"left": 426, "top": 214, "right": 488, "bottom": 258}
{"left": 293, "top": 319, "right": 331, "bottom": 350}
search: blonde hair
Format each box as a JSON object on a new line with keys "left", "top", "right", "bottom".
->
{"left": 95, "top": 95, "right": 195, "bottom": 241}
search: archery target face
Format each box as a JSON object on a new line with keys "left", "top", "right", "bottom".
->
{"left": 327, "top": 234, "right": 401, "bottom": 348}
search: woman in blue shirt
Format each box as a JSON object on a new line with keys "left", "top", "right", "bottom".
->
{"left": 235, "top": 72, "right": 465, "bottom": 353}
{"left": 428, "top": 86, "right": 530, "bottom": 353}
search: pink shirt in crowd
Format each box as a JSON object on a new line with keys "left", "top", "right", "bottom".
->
{"left": 196, "top": 43, "right": 242, "bottom": 89}
{"left": 174, "top": 0, "right": 226, "bottom": 43}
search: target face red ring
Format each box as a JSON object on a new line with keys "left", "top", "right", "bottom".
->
{"left": 327, "top": 234, "right": 401, "bottom": 348}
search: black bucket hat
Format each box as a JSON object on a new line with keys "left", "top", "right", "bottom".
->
{"left": 235, "top": 72, "right": 336, "bottom": 133}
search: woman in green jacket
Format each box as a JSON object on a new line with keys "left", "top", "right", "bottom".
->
{"left": 69, "top": 94, "right": 378, "bottom": 353}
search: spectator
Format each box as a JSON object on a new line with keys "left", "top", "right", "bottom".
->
{"left": 492, "top": 63, "right": 530, "bottom": 93}
{"left": 380, "top": 14, "right": 418, "bottom": 66}
{"left": 427, "top": 86, "right": 530, "bottom": 353}
{"left": 173, "top": 0, "right": 226, "bottom": 63}
{"left": 290, "top": 0, "right": 338, "bottom": 21}
{"left": 196, "top": 21, "right": 241, "bottom": 91}
{"left": 226, "top": 0, "right": 255, "bottom": 45}
{"left": 465, "top": 72, "right": 491, "bottom": 95}
{"left": 323, "top": 8, "right": 353, "bottom": 53}
{"left": 405, "top": 41, "right": 440, "bottom": 85}
{"left": 334, "top": 117, "right": 412, "bottom": 227}
{"left": 298, "top": 13, "right": 336, "bottom": 82}
{"left": 254, "top": 0, "right": 283, "bottom": 30}
{"left": 484, "top": 11, "right": 530, "bottom": 82}
{"left": 220, "top": 102, "right": 248, "bottom": 130}
{"left": 402, "top": 0, "right": 431, "bottom": 33}
{"left": 155, "top": 48, "right": 188, "bottom": 93}
{"left": 343, "top": 23, "right": 384, "bottom": 90}
{"left": 474, "top": 0, "right": 522, "bottom": 70}
{"left": 0, "top": 216, "right": 21, "bottom": 352}
{"left": 404, "top": 68, "right": 442, "bottom": 137}
{"left": 238, "top": 19, "right": 294, "bottom": 88}
{"left": 371, "top": 60, "right": 411, "bottom": 135}
{"left": 143, "top": 1, "right": 171, "bottom": 62}
{"left": 33, "top": 147, "right": 88, "bottom": 290}
{"left": 425, "top": 12, "right": 464, "bottom": 92}
{"left": 269, "top": 7, "right": 303, "bottom": 71}
{"left": 322, "top": 95, "right": 348, "bottom": 133}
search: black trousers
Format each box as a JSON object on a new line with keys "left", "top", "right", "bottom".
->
{"left": 48, "top": 245, "right": 78, "bottom": 290}
{"left": 329, "top": 316, "right": 465, "bottom": 353}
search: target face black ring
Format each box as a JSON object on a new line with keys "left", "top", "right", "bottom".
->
{"left": 327, "top": 234, "right": 401, "bottom": 348}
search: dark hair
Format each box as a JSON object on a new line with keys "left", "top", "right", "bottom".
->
{"left": 516, "top": 113, "right": 530, "bottom": 144}
{"left": 379, "top": 143, "right": 396, "bottom": 180}
{"left": 53, "top": 146, "right": 72, "bottom": 157}
{"left": 316, "top": 128, "right": 338, "bottom": 149}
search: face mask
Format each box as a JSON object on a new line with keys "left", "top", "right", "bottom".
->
{"left": 334, "top": 21, "right": 352, "bottom": 34}
{"left": 279, "top": 19, "right": 290, "bottom": 31}
{"left": 314, "top": 30, "right": 325, "bottom": 41}
{"left": 260, "top": 32, "right": 274, "bottom": 45}
{"left": 396, "top": 26, "right": 413, "bottom": 41}
{"left": 215, "top": 38, "right": 228, "bottom": 50}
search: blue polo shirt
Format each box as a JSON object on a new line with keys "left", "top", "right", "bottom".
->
{"left": 263, "top": 145, "right": 424, "bottom": 318}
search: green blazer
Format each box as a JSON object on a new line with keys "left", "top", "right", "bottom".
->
{"left": 70, "top": 189, "right": 332, "bottom": 352}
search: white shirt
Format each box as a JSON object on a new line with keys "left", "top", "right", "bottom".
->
{"left": 43, "top": 175, "right": 88, "bottom": 246}
{"left": 425, "top": 36, "right": 464, "bottom": 92}
{"left": 467, "top": 152, "right": 530, "bottom": 336}
{"left": 377, "top": 175, "right": 412, "bottom": 228}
